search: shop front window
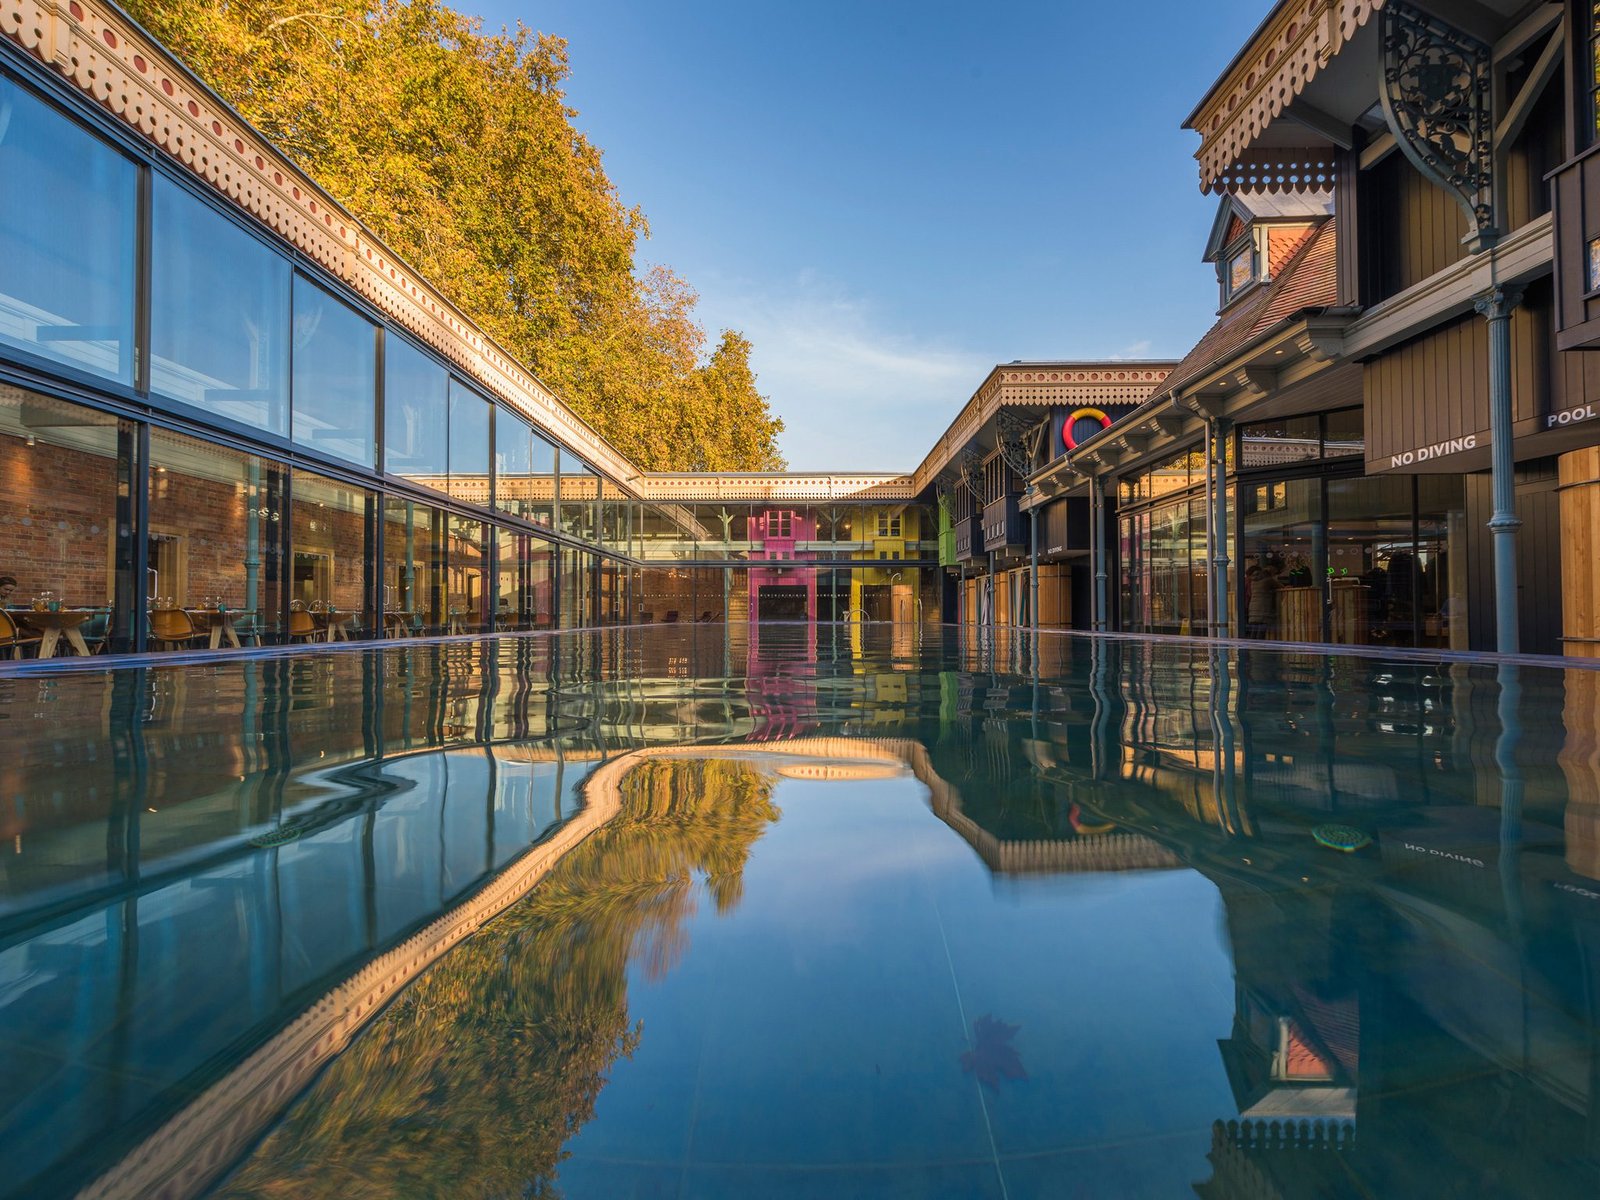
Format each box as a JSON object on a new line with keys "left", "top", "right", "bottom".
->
{"left": 0, "top": 388, "right": 132, "bottom": 654}
{"left": 0, "top": 78, "right": 137, "bottom": 386}
{"left": 1240, "top": 477, "right": 1322, "bottom": 641}
{"left": 148, "top": 427, "right": 284, "bottom": 648}
{"left": 290, "top": 471, "right": 375, "bottom": 639}
{"left": 382, "top": 497, "right": 445, "bottom": 636}
{"left": 496, "top": 530, "right": 554, "bottom": 630}
{"left": 447, "top": 515, "right": 486, "bottom": 633}
{"left": 1327, "top": 475, "right": 1422, "bottom": 646}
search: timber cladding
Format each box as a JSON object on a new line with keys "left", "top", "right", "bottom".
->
{"left": 1363, "top": 293, "right": 1553, "bottom": 475}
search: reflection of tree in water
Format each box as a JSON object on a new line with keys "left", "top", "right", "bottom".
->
{"left": 215, "top": 758, "right": 779, "bottom": 1200}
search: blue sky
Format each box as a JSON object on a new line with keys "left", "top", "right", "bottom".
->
{"left": 476, "top": 0, "right": 1272, "bottom": 471}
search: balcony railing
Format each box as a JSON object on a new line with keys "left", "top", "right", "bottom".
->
{"left": 1553, "top": 142, "right": 1600, "bottom": 352}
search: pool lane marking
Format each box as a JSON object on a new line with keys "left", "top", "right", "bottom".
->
{"left": 929, "top": 885, "right": 1012, "bottom": 1200}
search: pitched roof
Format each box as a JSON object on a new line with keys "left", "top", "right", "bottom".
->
{"left": 1164, "top": 218, "right": 1338, "bottom": 398}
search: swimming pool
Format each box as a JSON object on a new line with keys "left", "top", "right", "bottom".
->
{"left": 3, "top": 625, "right": 1598, "bottom": 1198}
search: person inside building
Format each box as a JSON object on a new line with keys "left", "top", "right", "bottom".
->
{"left": 1244, "top": 553, "right": 1283, "bottom": 638}
{"left": 0, "top": 576, "right": 17, "bottom": 607}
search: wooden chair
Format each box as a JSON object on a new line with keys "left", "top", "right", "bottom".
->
{"left": 79, "top": 609, "right": 111, "bottom": 654}
{"left": 288, "top": 609, "right": 320, "bottom": 643}
{"left": 150, "top": 608, "right": 205, "bottom": 650}
{"left": 0, "top": 610, "right": 42, "bottom": 659}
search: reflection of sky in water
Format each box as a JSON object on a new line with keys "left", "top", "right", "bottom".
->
{"left": 562, "top": 776, "right": 1234, "bottom": 1198}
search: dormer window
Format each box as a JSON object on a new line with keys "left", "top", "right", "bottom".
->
{"left": 1204, "top": 190, "right": 1333, "bottom": 311}
{"left": 1224, "top": 239, "right": 1258, "bottom": 301}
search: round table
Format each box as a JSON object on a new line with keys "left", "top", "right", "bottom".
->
{"left": 316, "top": 611, "right": 357, "bottom": 641}
{"left": 187, "top": 609, "right": 256, "bottom": 649}
{"left": 19, "top": 609, "right": 98, "bottom": 657}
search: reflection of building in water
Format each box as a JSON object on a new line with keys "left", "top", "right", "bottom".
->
{"left": 1056, "top": 650, "right": 1600, "bottom": 1197}
{"left": 70, "top": 736, "right": 1128, "bottom": 1200}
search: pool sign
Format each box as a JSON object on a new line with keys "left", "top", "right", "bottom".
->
{"left": 1547, "top": 402, "right": 1600, "bottom": 429}
{"left": 1389, "top": 434, "right": 1477, "bottom": 469}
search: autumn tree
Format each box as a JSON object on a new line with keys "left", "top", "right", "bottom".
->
{"left": 215, "top": 758, "right": 781, "bottom": 1198}
{"left": 122, "top": 0, "right": 785, "bottom": 471}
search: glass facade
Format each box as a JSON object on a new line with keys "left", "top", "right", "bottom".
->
{"left": 0, "top": 75, "right": 642, "bottom": 657}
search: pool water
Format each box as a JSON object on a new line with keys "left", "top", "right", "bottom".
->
{"left": 3, "top": 625, "right": 1600, "bottom": 1198}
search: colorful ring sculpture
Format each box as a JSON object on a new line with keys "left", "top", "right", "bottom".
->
{"left": 1062, "top": 406, "right": 1112, "bottom": 451}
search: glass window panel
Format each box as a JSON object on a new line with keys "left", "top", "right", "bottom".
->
{"left": 382, "top": 497, "right": 445, "bottom": 635}
{"left": 1327, "top": 474, "right": 1423, "bottom": 647}
{"left": 692, "top": 503, "right": 750, "bottom": 559}
{"left": 291, "top": 276, "right": 376, "bottom": 467}
{"left": 448, "top": 381, "right": 491, "bottom": 506}
{"left": 497, "top": 529, "right": 554, "bottom": 630}
{"left": 601, "top": 478, "right": 630, "bottom": 551}
{"left": 1417, "top": 475, "right": 1468, "bottom": 650}
{"left": 0, "top": 388, "right": 129, "bottom": 649}
{"left": 0, "top": 78, "right": 136, "bottom": 384}
{"left": 559, "top": 546, "right": 593, "bottom": 628}
{"left": 447, "top": 514, "right": 485, "bottom": 632}
{"left": 1145, "top": 450, "right": 1193, "bottom": 500}
{"left": 1241, "top": 477, "right": 1322, "bottom": 641}
{"left": 494, "top": 414, "right": 556, "bottom": 527}
{"left": 559, "top": 450, "right": 597, "bottom": 542}
{"left": 291, "top": 470, "right": 374, "bottom": 638}
{"left": 150, "top": 176, "right": 291, "bottom": 433}
{"left": 383, "top": 336, "right": 448, "bottom": 485}
{"left": 637, "top": 502, "right": 691, "bottom": 559}
{"left": 148, "top": 427, "right": 283, "bottom": 645}
{"left": 1239, "top": 415, "right": 1320, "bottom": 468}
{"left": 1322, "top": 407, "right": 1364, "bottom": 458}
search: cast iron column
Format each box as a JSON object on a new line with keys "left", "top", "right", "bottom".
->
{"left": 1212, "top": 418, "right": 1232, "bottom": 639}
{"left": 1027, "top": 485, "right": 1039, "bottom": 632}
{"left": 1093, "top": 475, "right": 1109, "bottom": 631}
{"left": 1475, "top": 285, "right": 1523, "bottom": 654}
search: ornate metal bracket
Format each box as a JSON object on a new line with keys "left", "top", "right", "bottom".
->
{"left": 994, "top": 408, "right": 1039, "bottom": 478}
{"left": 1379, "top": 2, "right": 1496, "bottom": 251}
{"left": 957, "top": 443, "right": 985, "bottom": 500}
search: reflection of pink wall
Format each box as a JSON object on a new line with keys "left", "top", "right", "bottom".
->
{"left": 749, "top": 509, "right": 818, "bottom": 620}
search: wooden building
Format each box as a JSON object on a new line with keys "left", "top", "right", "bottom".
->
{"left": 1030, "top": 0, "right": 1600, "bottom": 657}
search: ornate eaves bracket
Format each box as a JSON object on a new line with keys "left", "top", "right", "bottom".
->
{"left": 1379, "top": 1, "right": 1497, "bottom": 252}
{"left": 956, "top": 443, "right": 986, "bottom": 500}
{"left": 994, "top": 408, "right": 1040, "bottom": 478}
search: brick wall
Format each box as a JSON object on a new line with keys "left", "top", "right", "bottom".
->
{"left": 149, "top": 465, "right": 259, "bottom": 606}
{"left": 0, "top": 432, "right": 118, "bottom": 605}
